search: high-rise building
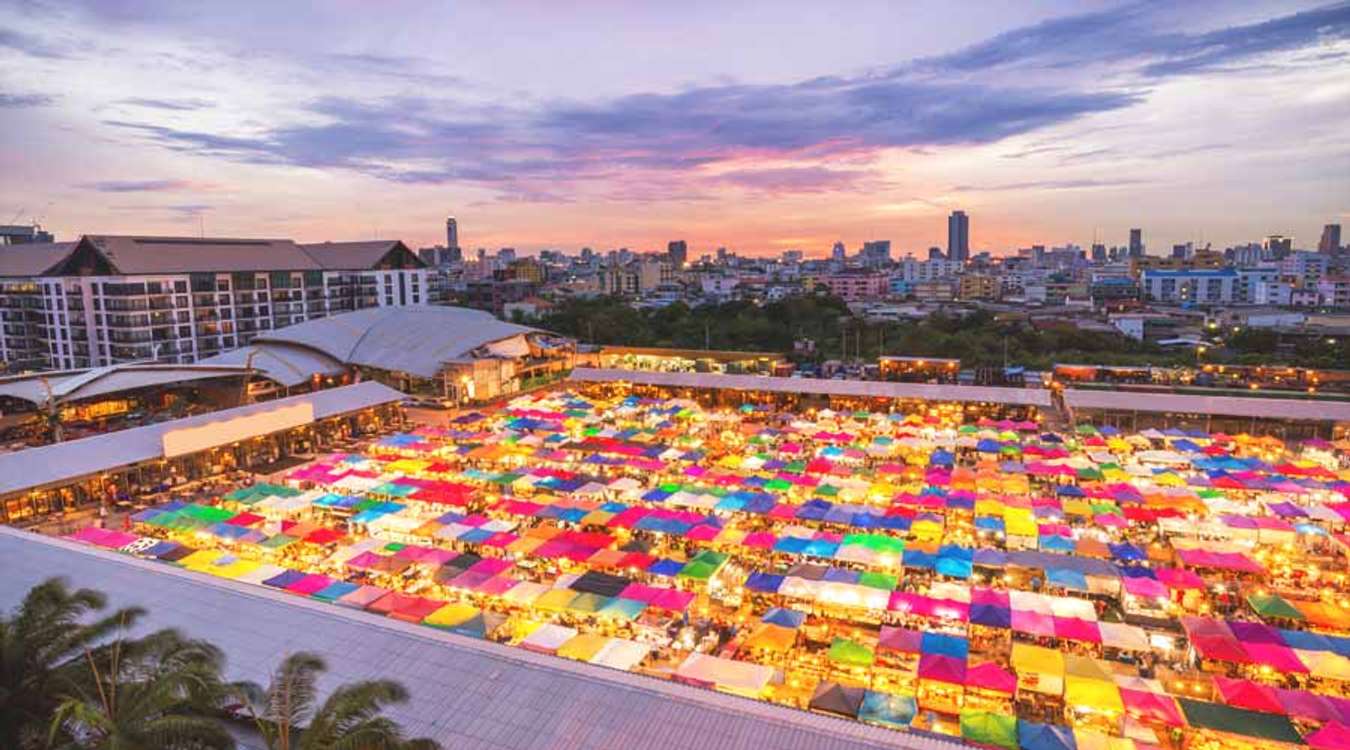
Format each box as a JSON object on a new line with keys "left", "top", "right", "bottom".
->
{"left": 831, "top": 242, "right": 846, "bottom": 261}
{"left": 1091, "top": 243, "right": 1106, "bottom": 262}
{"left": 1265, "top": 235, "right": 1292, "bottom": 258}
{"left": 448, "top": 217, "right": 464, "bottom": 263}
{"left": 947, "top": 211, "right": 969, "bottom": 263}
{"left": 0, "top": 224, "right": 54, "bottom": 245}
{"left": 0, "top": 235, "right": 432, "bottom": 370}
{"left": 666, "top": 240, "right": 688, "bottom": 268}
{"left": 1128, "top": 228, "right": 1144, "bottom": 258}
{"left": 1320, "top": 224, "right": 1342, "bottom": 254}
{"left": 861, "top": 240, "right": 891, "bottom": 266}
{"left": 927, "top": 246, "right": 944, "bottom": 261}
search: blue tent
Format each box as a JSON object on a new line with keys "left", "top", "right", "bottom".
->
{"left": 858, "top": 690, "right": 917, "bottom": 728}
{"left": 930, "top": 450, "right": 955, "bottom": 466}
{"left": 970, "top": 603, "right": 1012, "bottom": 628}
{"left": 977, "top": 439, "right": 1003, "bottom": 453}
{"left": 745, "top": 572, "right": 785, "bottom": 593}
{"left": 1046, "top": 568, "right": 1088, "bottom": 591}
{"left": 762, "top": 607, "right": 807, "bottom": 629}
{"left": 1108, "top": 542, "right": 1145, "bottom": 562}
{"left": 921, "top": 632, "right": 969, "bottom": 660}
{"left": 1017, "top": 721, "right": 1077, "bottom": 750}
{"left": 936, "top": 545, "right": 973, "bottom": 579}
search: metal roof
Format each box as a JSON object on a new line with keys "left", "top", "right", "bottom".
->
{"left": 1063, "top": 388, "right": 1350, "bottom": 422}
{"left": 250, "top": 306, "right": 540, "bottom": 379}
{"left": 569, "top": 368, "right": 1052, "bottom": 407}
{"left": 297, "top": 241, "right": 424, "bottom": 270}
{"left": 0, "top": 530, "right": 952, "bottom": 750}
{"left": 198, "top": 344, "right": 347, "bottom": 388}
{"left": 85, "top": 235, "right": 323, "bottom": 274}
{"left": 0, "top": 364, "right": 251, "bottom": 406}
{"left": 0, "top": 241, "right": 75, "bottom": 276}
{"left": 0, "top": 382, "right": 405, "bottom": 496}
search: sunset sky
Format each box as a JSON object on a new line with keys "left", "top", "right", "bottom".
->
{"left": 2, "top": 1, "right": 1349, "bottom": 257}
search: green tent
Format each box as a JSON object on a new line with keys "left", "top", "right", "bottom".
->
{"left": 678, "top": 550, "right": 728, "bottom": 580}
{"left": 960, "top": 710, "right": 1018, "bottom": 750}
{"left": 260, "top": 534, "right": 296, "bottom": 550}
{"left": 1247, "top": 593, "right": 1305, "bottom": 620}
{"left": 180, "top": 504, "right": 234, "bottom": 523}
{"left": 1177, "top": 698, "right": 1302, "bottom": 745}
{"left": 764, "top": 478, "right": 792, "bottom": 492}
{"left": 815, "top": 485, "right": 839, "bottom": 497}
{"left": 828, "top": 637, "right": 875, "bottom": 667}
{"left": 567, "top": 592, "right": 612, "bottom": 613}
{"left": 858, "top": 571, "right": 898, "bottom": 591}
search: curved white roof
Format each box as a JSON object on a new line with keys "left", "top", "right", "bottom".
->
{"left": 251, "top": 306, "right": 540, "bottom": 379}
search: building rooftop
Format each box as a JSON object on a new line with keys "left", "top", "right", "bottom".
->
{"left": 0, "top": 235, "right": 426, "bottom": 277}
{"left": 0, "top": 363, "right": 251, "bottom": 407}
{"left": 0, "top": 381, "right": 405, "bottom": 496}
{"left": 201, "top": 306, "right": 546, "bottom": 381}
{"left": 1063, "top": 388, "right": 1350, "bottom": 422}
{"left": 0, "top": 529, "right": 948, "bottom": 750}
{"left": 569, "top": 368, "right": 1051, "bottom": 407}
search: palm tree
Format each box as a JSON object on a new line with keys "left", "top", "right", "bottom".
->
{"left": 236, "top": 652, "right": 438, "bottom": 750}
{"left": 47, "top": 628, "right": 235, "bottom": 750}
{"left": 0, "top": 578, "right": 145, "bottom": 750}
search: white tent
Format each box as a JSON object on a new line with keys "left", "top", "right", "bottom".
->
{"left": 676, "top": 653, "right": 774, "bottom": 698}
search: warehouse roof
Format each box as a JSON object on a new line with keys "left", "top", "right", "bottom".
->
{"left": 1064, "top": 388, "right": 1350, "bottom": 422}
{"left": 0, "top": 363, "right": 250, "bottom": 406}
{"left": 0, "top": 382, "right": 404, "bottom": 496}
{"left": 206, "top": 306, "right": 545, "bottom": 380}
{"left": 0, "top": 530, "right": 951, "bottom": 750}
{"left": 569, "top": 368, "right": 1052, "bottom": 407}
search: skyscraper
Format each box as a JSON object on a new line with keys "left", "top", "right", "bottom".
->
{"left": 1320, "top": 224, "right": 1342, "bottom": 254}
{"left": 861, "top": 240, "right": 891, "bottom": 267}
{"left": 831, "top": 242, "right": 846, "bottom": 261}
{"left": 445, "top": 217, "right": 462, "bottom": 262}
{"left": 947, "top": 211, "right": 969, "bottom": 263}
{"left": 1129, "top": 228, "right": 1144, "bottom": 258}
{"left": 667, "top": 240, "right": 688, "bottom": 267}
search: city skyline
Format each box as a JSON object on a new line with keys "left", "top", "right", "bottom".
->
{"left": 2, "top": 1, "right": 1349, "bottom": 254}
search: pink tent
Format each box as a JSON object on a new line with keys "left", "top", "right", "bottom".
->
{"left": 877, "top": 626, "right": 923, "bottom": 654}
{"left": 964, "top": 662, "right": 1016, "bottom": 694}
{"left": 619, "top": 583, "right": 663, "bottom": 603}
{"left": 285, "top": 574, "right": 333, "bottom": 596}
{"left": 1053, "top": 616, "right": 1101, "bottom": 643}
{"left": 1306, "top": 721, "right": 1350, "bottom": 750}
{"left": 1277, "top": 688, "right": 1343, "bottom": 723}
{"left": 1011, "top": 609, "right": 1056, "bottom": 637}
{"left": 1120, "top": 688, "right": 1185, "bottom": 727}
{"left": 474, "top": 576, "right": 519, "bottom": 596}
{"left": 1122, "top": 577, "right": 1169, "bottom": 599}
{"left": 917, "top": 653, "right": 966, "bottom": 685}
{"left": 1155, "top": 567, "right": 1206, "bottom": 590}
{"left": 651, "top": 589, "right": 695, "bottom": 612}
{"left": 1215, "top": 676, "right": 1285, "bottom": 714}
{"left": 1244, "top": 642, "right": 1310, "bottom": 674}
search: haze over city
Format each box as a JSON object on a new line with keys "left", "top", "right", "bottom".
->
{"left": 3, "top": 0, "right": 1349, "bottom": 254}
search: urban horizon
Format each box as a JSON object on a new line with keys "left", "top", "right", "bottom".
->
{"left": 3, "top": 2, "right": 1348, "bottom": 254}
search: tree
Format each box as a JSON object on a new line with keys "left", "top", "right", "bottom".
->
{"left": 236, "top": 652, "right": 438, "bottom": 750}
{"left": 0, "top": 578, "right": 146, "bottom": 750}
{"left": 47, "top": 629, "right": 234, "bottom": 750}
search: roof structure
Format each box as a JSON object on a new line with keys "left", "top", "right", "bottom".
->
{"left": 0, "top": 241, "right": 75, "bottom": 276}
{"left": 569, "top": 368, "right": 1052, "bottom": 407}
{"left": 0, "top": 363, "right": 250, "bottom": 406}
{"left": 201, "top": 306, "right": 543, "bottom": 380}
{"left": 0, "top": 529, "right": 949, "bottom": 750}
{"left": 0, "top": 382, "right": 404, "bottom": 496}
{"left": 198, "top": 345, "right": 346, "bottom": 388}
{"left": 1064, "top": 388, "right": 1350, "bottom": 422}
{"left": 0, "top": 235, "right": 427, "bottom": 277}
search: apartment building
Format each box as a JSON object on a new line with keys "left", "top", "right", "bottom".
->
{"left": 0, "top": 235, "right": 431, "bottom": 371}
{"left": 1139, "top": 269, "right": 1237, "bottom": 305}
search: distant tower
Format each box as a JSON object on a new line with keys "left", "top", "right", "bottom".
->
{"left": 1320, "top": 224, "right": 1342, "bottom": 254}
{"left": 947, "top": 211, "right": 969, "bottom": 263}
{"left": 445, "top": 217, "right": 462, "bottom": 262}
{"left": 831, "top": 242, "right": 846, "bottom": 261}
{"left": 667, "top": 240, "right": 688, "bottom": 268}
{"left": 1129, "top": 228, "right": 1144, "bottom": 258}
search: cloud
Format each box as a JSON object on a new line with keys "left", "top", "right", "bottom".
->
{"left": 105, "top": 75, "right": 1138, "bottom": 199}
{"left": 79, "top": 179, "right": 196, "bottom": 192}
{"left": 1142, "top": 3, "right": 1350, "bottom": 77}
{"left": 952, "top": 178, "right": 1151, "bottom": 192}
{"left": 918, "top": 1, "right": 1350, "bottom": 79}
{"left": 712, "top": 166, "right": 875, "bottom": 194}
{"left": 0, "top": 26, "right": 67, "bottom": 58}
{"left": 0, "top": 91, "right": 54, "bottom": 107}
{"left": 117, "top": 97, "right": 215, "bottom": 111}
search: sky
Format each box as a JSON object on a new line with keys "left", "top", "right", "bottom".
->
{"left": 1, "top": 0, "right": 1349, "bottom": 257}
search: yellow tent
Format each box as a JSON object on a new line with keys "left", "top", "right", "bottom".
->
{"left": 1064, "top": 655, "right": 1123, "bottom": 713}
{"left": 534, "top": 588, "right": 579, "bottom": 613}
{"left": 1011, "top": 643, "right": 1065, "bottom": 695}
{"left": 742, "top": 624, "right": 797, "bottom": 655}
{"left": 423, "top": 602, "right": 480, "bottom": 629}
{"left": 557, "top": 632, "right": 610, "bottom": 662}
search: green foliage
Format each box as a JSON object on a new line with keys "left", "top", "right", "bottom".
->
{"left": 537, "top": 297, "right": 1343, "bottom": 369}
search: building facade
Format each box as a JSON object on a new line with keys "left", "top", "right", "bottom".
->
{"left": 0, "top": 235, "right": 431, "bottom": 371}
{"left": 1139, "top": 269, "right": 1237, "bottom": 305}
